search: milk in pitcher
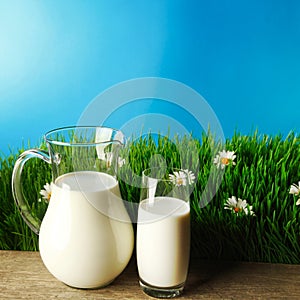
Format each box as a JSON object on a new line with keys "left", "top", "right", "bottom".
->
{"left": 39, "top": 171, "right": 134, "bottom": 289}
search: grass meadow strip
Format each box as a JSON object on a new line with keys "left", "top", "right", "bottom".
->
{"left": 1, "top": 131, "right": 300, "bottom": 263}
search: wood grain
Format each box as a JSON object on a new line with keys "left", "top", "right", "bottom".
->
{"left": 0, "top": 251, "right": 300, "bottom": 299}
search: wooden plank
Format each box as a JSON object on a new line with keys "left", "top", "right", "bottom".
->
{"left": 0, "top": 250, "right": 300, "bottom": 299}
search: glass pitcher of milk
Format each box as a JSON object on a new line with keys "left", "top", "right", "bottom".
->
{"left": 11, "top": 126, "right": 134, "bottom": 289}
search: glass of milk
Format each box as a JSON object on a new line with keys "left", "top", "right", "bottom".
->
{"left": 12, "top": 126, "right": 134, "bottom": 289}
{"left": 137, "top": 167, "right": 195, "bottom": 298}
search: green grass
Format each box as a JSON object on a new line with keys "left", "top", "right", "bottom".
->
{"left": 1, "top": 130, "right": 300, "bottom": 264}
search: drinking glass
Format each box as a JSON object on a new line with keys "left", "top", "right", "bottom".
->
{"left": 137, "top": 167, "right": 194, "bottom": 298}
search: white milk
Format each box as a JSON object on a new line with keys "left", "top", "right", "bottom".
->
{"left": 39, "top": 171, "right": 134, "bottom": 289}
{"left": 137, "top": 197, "right": 190, "bottom": 288}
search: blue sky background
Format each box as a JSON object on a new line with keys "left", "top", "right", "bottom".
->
{"left": 1, "top": 0, "right": 300, "bottom": 156}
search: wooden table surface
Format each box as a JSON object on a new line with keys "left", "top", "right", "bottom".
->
{"left": 1, "top": 250, "right": 300, "bottom": 299}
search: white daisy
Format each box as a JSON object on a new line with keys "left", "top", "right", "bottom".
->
{"left": 40, "top": 182, "right": 54, "bottom": 202}
{"left": 289, "top": 181, "right": 300, "bottom": 205}
{"left": 289, "top": 181, "right": 300, "bottom": 196}
{"left": 224, "top": 196, "right": 255, "bottom": 216}
{"left": 169, "top": 169, "right": 196, "bottom": 186}
{"left": 213, "top": 150, "right": 236, "bottom": 169}
{"left": 169, "top": 170, "right": 187, "bottom": 186}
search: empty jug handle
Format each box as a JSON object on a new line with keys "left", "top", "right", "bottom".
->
{"left": 11, "top": 149, "right": 51, "bottom": 235}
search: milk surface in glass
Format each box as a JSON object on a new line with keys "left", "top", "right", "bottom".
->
{"left": 39, "top": 171, "right": 134, "bottom": 289}
{"left": 137, "top": 197, "right": 190, "bottom": 288}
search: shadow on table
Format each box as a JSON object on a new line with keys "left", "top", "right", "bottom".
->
{"left": 184, "top": 259, "right": 239, "bottom": 297}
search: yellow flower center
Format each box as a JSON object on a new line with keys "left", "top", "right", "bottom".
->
{"left": 221, "top": 157, "right": 230, "bottom": 165}
{"left": 47, "top": 192, "right": 52, "bottom": 201}
{"left": 234, "top": 207, "right": 241, "bottom": 213}
{"left": 177, "top": 178, "right": 184, "bottom": 185}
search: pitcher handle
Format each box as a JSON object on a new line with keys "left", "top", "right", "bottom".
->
{"left": 11, "top": 149, "right": 51, "bottom": 235}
